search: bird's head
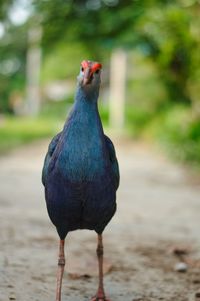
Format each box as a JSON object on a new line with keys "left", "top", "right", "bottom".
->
{"left": 77, "top": 60, "right": 102, "bottom": 91}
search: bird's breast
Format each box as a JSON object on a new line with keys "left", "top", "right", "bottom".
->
{"left": 55, "top": 123, "right": 107, "bottom": 182}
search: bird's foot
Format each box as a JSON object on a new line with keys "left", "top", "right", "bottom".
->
{"left": 91, "top": 297, "right": 111, "bottom": 301}
{"left": 90, "top": 295, "right": 111, "bottom": 301}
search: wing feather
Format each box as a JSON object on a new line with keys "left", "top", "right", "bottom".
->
{"left": 42, "top": 132, "right": 62, "bottom": 186}
{"left": 104, "top": 135, "right": 120, "bottom": 190}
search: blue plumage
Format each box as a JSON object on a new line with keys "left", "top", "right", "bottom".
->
{"left": 42, "top": 62, "right": 119, "bottom": 240}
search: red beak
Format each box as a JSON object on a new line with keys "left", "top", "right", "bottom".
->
{"left": 83, "top": 67, "right": 92, "bottom": 86}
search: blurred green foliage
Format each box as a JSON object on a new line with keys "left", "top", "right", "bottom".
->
{"left": 0, "top": 0, "right": 200, "bottom": 166}
{"left": 0, "top": 117, "right": 57, "bottom": 153}
{"left": 41, "top": 42, "right": 89, "bottom": 83}
{"left": 151, "top": 105, "right": 200, "bottom": 165}
{"left": 0, "top": 24, "right": 27, "bottom": 112}
{"left": 0, "top": 101, "right": 65, "bottom": 153}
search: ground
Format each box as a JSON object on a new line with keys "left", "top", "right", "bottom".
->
{"left": 1, "top": 138, "right": 200, "bottom": 301}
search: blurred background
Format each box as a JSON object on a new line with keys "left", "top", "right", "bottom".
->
{"left": 1, "top": 1, "right": 200, "bottom": 300}
{"left": 0, "top": 0, "right": 200, "bottom": 165}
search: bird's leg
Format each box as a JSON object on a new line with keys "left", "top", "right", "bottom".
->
{"left": 56, "top": 239, "right": 65, "bottom": 301}
{"left": 90, "top": 234, "right": 111, "bottom": 301}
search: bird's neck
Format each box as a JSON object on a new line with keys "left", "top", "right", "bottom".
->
{"left": 64, "top": 85, "right": 103, "bottom": 135}
{"left": 58, "top": 86, "right": 106, "bottom": 181}
{"left": 71, "top": 86, "right": 101, "bottom": 123}
{"left": 74, "top": 85, "right": 99, "bottom": 108}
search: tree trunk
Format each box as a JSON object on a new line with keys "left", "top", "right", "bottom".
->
{"left": 26, "top": 26, "right": 42, "bottom": 116}
{"left": 109, "top": 49, "right": 127, "bottom": 130}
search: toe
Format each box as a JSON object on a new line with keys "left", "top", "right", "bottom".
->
{"left": 90, "top": 297, "right": 111, "bottom": 301}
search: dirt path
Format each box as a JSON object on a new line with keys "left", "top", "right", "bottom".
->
{"left": 1, "top": 138, "right": 200, "bottom": 301}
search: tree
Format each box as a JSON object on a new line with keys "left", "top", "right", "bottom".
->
{"left": 0, "top": 0, "right": 14, "bottom": 20}
{"left": 33, "top": 0, "right": 149, "bottom": 57}
{"left": 0, "top": 23, "right": 27, "bottom": 112}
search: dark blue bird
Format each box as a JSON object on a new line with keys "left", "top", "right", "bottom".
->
{"left": 42, "top": 60, "right": 120, "bottom": 301}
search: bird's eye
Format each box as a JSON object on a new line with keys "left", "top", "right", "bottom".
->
{"left": 95, "top": 69, "right": 100, "bottom": 74}
{"left": 81, "top": 67, "right": 84, "bottom": 72}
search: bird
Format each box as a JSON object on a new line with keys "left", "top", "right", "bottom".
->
{"left": 42, "top": 60, "right": 120, "bottom": 301}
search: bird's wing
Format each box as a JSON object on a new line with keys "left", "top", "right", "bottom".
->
{"left": 42, "top": 132, "right": 62, "bottom": 186}
{"left": 104, "top": 135, "right": 120, "bottom": 190}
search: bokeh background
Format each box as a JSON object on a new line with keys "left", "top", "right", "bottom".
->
{"left": 0, "top": 0, "right": 200, "bottom": 165}
{"left": 1, "top": 1, "right": 200, "bottom": 300}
